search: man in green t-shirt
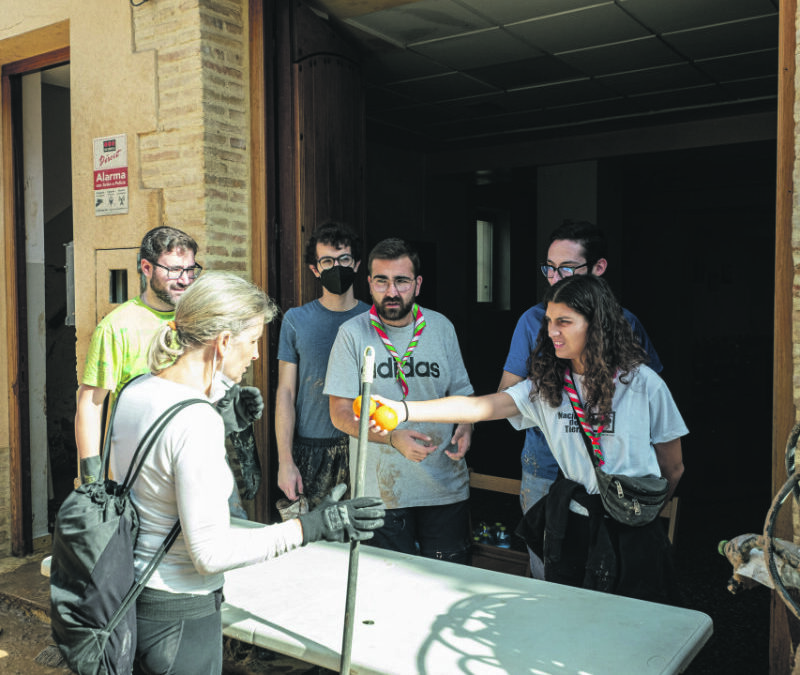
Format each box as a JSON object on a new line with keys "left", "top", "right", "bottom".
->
{"left": 75, "top": 227, "right": 201, "bottom": 481}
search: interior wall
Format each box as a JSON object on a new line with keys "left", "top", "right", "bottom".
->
{"left": 20, "top": 74, "right": 74, "bottom": 539}
{"left": 41, "top": 81, "right": 75, "bottom": 528}
{"left": 610, "top": 141, "right": 776, "bottom": 531}
{"left": 22, "top": 72, "right": 47, "bottom": 539}
{"left": 365, "top": 132, "right": 777, "bottom": 500}
{"left": 363, "top": 141, "right": 430, "bottom": 300}
{"left": 536, "top": 161, "right": 597, "bottom": 267}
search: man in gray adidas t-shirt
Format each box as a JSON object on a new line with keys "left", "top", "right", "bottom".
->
{"left": 325, "top": 238, "right": 474, "bottom": 564}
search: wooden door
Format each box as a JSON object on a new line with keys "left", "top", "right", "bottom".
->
{"left": 250, "top": 0, "right": 365, "bottom": 521}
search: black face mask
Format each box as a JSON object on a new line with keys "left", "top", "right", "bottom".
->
{"left": 319, "top": 266, "right": 356, "bottom": 295}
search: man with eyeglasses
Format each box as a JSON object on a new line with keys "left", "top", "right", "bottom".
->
{"left": 276, "top": 222, "right": 369, "bottom": 508}
{"left": 498, "top": 219, "right": 662, "bottom": 578}
{"left": 325, "top": 238, "right": 474, "bottom": 564}
{"left": 75, "top": 227, "right": 201, "bottom": 482}
{"left": 75, "top": 225, "right": 264, "bottom": 503}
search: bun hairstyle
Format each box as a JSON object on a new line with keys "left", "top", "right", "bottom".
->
{"left": 148, "top": 271, "right": 278, "bottom": 372}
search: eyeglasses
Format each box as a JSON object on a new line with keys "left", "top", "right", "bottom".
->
{"left": 370, "top": 276, "right": 414, "bottom": 293}
{"left": 316, "top": 254, "right": 355, "bottom": 270}
{"left": 152, "top": 262, "right": 203, "bottom": 280}
{"left": 540, "top": 263, "right": 588, "bottom": 280}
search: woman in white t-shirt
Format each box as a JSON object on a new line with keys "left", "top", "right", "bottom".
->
{"left": 109, "top": 272, "right": 384, "bottom": 675}
{"left": 373, "top": 275, "right": 686, "bottom": 602}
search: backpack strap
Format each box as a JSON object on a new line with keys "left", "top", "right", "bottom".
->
{"left": 121, "top": 397, "right": 213, "bottom": 490}
{"left": 104, "top": 519, "right": 182, "bottom": 636}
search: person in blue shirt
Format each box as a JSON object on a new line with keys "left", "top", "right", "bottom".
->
{"left": 275, "top": 223, "right": 369, "bottom": 508}
{"left": 498, "top": 220, "right": 662, "bottom": 578}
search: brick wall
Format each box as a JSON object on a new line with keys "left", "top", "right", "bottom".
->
{"left": 134, "top": 0, "right": 250, "bottom": 276}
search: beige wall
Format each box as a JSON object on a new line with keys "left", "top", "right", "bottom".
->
{"left": 0, "top": 0, "right": 250, "bottom": 554}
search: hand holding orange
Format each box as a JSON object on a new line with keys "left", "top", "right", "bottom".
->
{"left": 353, "top": 395, "right": 377, "bottom": 418}
{"left": 372, "top": 404, "right": 399, "bottom": 431}
{"left": 352, "top": 395, "right": 399, "bottom": 431}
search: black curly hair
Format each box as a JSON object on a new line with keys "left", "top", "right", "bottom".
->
{"left": 304, "top": 221, "right": 362, "bottom": 266}
{"left": 528, "top": 275, "right": 647, "bottom": 424}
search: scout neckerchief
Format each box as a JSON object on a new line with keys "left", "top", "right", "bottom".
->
{"left": 563, "top": 367, "right": 606, "bottom": 467}
{"left": 369, "top": 303, "right": 425, "bottom": 398}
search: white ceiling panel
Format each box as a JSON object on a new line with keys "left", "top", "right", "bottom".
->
{"left": 661, "top": 15, "right": 778, "bottom": 61}
{"left": 695, "top": 49, "right": 779, "bottom": 83}
{"left": 457, "top": 0, "right": 601, "bottom": 26}
{"left": 466, "top": 56, "right": 583, "bottom": 90}
{"left": 410, "top": 28, "right": 541, "bottom": 70}
{"left": 505, "top": 3, "right": 650, "bottom": 54}
{"left": 385, "top": 72, "right": 499, "bottom": 103}
{"left": 620, "top": 0, "right": 777, "bottom": 34}
{"left": 362, "top": 48, "right": 451, "bottom": 84}
{"left": 557, "top": 37, "right": 681, "bottom": 76}
{"left": 313, "top": 0, "right": 779, "bottom": 146}
{"left": 597, "top": 63, "right": 713, "bottom": 96}
{"left": 344, "top": 0, "right": 491, "bottom": 45}
{"left": 503, "top": 78, "right": 617, "bottom": 110}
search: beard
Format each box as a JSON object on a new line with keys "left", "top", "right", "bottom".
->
{"left": 376, "top": 294, "right": 415, "bottom": 322}
{"left": 149, "top": 274, "right": 188, "bottom": 309}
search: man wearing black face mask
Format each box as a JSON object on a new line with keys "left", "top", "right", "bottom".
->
{"left": 275, "top": 222, "right": 369, "bottom": 507}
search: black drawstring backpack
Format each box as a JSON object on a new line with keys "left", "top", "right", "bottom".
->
{"left": 50, "top": 383, "right": 212, "bottom": 675}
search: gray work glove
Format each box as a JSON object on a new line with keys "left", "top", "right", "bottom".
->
{"left": 216, "top": 385, "right": 264, "bottom": 435}
{"left": 80, "top": 455, "right": 102, "bottom": 485}
{"left": 298, "top": 484, "right": 385, "bottom": 545}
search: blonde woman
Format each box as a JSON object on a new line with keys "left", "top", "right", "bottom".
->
{"left": 109, "top": 272, "right": 383, "bottom": 675}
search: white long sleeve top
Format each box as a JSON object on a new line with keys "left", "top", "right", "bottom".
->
{"left": 109, "top": 374, "right": 303, "bottom": 595}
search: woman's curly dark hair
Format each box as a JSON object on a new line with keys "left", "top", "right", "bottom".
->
{"left": 528, "top": 275, "right": 647, "bottom": 425}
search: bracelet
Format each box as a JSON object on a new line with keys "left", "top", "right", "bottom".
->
{"left": 387, "top": 430, "right": 395, "bottom": 449}
{"left": 401, "top": 399, "right": 409, "bottom": 423}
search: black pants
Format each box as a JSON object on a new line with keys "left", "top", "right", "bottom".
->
{"left": 368, "top": 499, "right": 472, "bottom": 564}
{"left": 134, "top": 587, "right": 224, "bottom": 675}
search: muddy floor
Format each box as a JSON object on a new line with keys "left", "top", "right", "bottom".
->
{"left": 0, "top": 602, "right": 332, "bottom": 675}
{"left": 0, "top": 603, "right": 67, "bottom": 674}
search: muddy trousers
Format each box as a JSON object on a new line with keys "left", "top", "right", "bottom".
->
{"left": 367, "top": 499, "right": 471, "bottom": 564}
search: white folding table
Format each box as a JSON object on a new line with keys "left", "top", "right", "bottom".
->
{"left": 221, "top": 539, "right": 712, "bottom": 675}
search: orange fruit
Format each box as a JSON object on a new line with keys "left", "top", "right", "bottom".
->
{"left": 372, "top": 404, "right": 399, "bottom": 431}
{"left": 353, "top": 395, "right": 377, "bottom": 418}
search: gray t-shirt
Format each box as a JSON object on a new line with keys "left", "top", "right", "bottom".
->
{"left": 505, "top": 366, "right": 688, "bottom": 494}
{"left": 324, "top": 308, "right": 473, "bottom": 508}
{"left": 277, "top": 299, "right": 369, "bottom": 439}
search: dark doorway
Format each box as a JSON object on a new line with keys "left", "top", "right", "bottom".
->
{"left": 375, "top": 139, "right": 775, "bottom": 673}
{"left": 612, "top": 141, "right": 775, "bottom": 523}
{"left": 10, "top": 62, "right": 75, "bottom": 547}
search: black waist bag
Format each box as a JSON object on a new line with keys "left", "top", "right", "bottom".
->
{"left": 594, "top": 468, "right": 669, "bottom": 527}
{"left": 50, "top": 392, "right": 212, "bottom": 675}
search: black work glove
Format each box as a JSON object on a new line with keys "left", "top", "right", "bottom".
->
{"left": 298, "top": 484, "right": 385, "bottom": 545}
{"left": 80, "top": 455, "right": 103, "bottom": 485}
{"left": 216, "top": 385, "right": 264, "bottom": 435}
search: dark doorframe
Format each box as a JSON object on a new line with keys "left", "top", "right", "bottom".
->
{"left": 770, "top": 0, "right": 796, "bottom": 670}
{"left": 248, "top": 0, "right": 273, "bottom": 524}
{"left": 249, "top": 0, "right": 365, "bottom": 522}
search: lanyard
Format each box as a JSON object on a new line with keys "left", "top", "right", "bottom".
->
{"left": 369, "top": 303, "right": 425, "bottom": 399}
{"left": 563, "top": 367, "right": 605, "bottom": 467}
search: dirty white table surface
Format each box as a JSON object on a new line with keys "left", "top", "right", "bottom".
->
{"left": 221, "top": 536, "right": 712, "bottom": 675}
